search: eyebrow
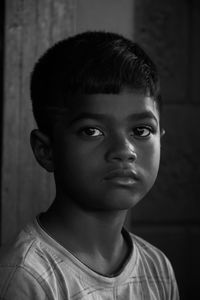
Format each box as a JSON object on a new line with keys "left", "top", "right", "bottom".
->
{"left": 127, "top": 111, "right": 158, "bottom": 124}
{"left": 69, "top": 111, "right": 158, "bottom": 125}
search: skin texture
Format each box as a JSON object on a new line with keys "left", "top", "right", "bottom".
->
{"left": 30, "top": 91, "right": 163, "bottom": 275}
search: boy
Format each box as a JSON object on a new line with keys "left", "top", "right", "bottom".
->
{"left": 0, "top": 31, "right": 179, "bottom": 299}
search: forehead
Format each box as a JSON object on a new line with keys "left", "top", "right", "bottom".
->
{"left": 66, "top": 91, "right": 159, "bottom": 123}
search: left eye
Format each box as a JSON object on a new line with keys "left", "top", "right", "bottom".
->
{"left": 133, "top": 127, "right": 152, "bottom": 138}
{"left": 82, "top": 127, "right": 103, "bottom": 137}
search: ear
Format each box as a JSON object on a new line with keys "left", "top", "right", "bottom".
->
{"left": 161, "top": 128, "right": 165, "bottom": 138}
{"left": 30, "top": 129, "right": 54, "bottom": 172}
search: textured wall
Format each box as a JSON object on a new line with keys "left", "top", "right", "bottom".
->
{"left": 0, "top": 1, "right": 4, "bottom": 242}
{"left": 1, "top": 0, "right": 76, "bottom": 243}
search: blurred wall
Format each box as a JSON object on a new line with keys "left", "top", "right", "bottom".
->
{"left": 76, "top": 0, "right": 134, "bottom": 38}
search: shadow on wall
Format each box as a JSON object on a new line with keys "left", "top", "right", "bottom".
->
{"left": 130, "top": 0, "right": 200, "bottom": 299}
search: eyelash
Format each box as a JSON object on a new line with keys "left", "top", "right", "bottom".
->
{"left": 79, "top": 125, "right": 155, "bottom": 139}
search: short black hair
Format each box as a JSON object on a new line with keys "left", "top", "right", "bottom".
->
{"left": 30, "top": 31, "right": 161, "bottom": 135}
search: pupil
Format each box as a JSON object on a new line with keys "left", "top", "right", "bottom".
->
{"left": 137, "top": 128, "right": 148, "bottom": 136}
{"left": 86, "top": 128, "right": 96, "bottom": 135}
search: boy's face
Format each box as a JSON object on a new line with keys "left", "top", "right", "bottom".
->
{"left": 52, "top": 91, "right": 161, "bottom": 211}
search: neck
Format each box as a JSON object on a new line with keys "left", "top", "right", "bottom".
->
{"left": 40, "top": 195, "right": 129, "bottom": 275}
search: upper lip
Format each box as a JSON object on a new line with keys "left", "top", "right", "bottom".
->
{"left": 104, "top": 169, "right": 139, "bottom": 181}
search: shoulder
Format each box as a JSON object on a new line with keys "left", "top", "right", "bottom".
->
{"left": 129, "top": 232, "right": 175, "bottom": 279}
{"left": 127, "top": 232, "right": 180, "bottom": 299}
{"left": 0, "top": 222, "right": 48, "bottom": 271}
{"left": 0, "top": 225, "right": 36, "bottom": 270}
{"left": 129, "top": 232, "right": 169, "bottom": 261}
{"left": 0, "top": 222, "right": 54, "bottom": 299}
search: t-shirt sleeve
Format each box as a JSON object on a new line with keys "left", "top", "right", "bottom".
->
{"left": 0, "top": 266, "right": 48, "bottom": 300}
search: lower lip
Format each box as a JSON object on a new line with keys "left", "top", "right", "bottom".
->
{"left": 105, "top": 177, "right": 137, "bottom": 187}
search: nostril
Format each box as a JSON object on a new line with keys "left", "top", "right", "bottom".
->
{"left": 127, "top": 151, "right": 137, "bottom": 162}
{"left": 128, "top": 152, "right": 137, "bottom": 161}
{"left": 108, "top": 149, "right": 137, "bottom": 163}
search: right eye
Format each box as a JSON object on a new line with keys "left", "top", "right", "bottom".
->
{"left": 81, "top": 127, "right": 104, "bottom": 137}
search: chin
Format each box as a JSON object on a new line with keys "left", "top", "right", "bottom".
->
{"left": 94, "top": 191, "right": 142, "bottom": 211}
{"left": 67, "top": 186, "right": 145, "bottom": 212}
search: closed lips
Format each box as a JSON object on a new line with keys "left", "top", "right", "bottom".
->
{"left": 104, "top": 169, "right": 138, "bottom": 181}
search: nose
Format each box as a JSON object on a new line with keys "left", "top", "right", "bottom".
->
{"left": 105, "top": 135, "right": 137, "bottom": 163}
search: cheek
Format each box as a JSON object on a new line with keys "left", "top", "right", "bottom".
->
{"left": 139, "top": 139, "right": 161, "bottom": 175}
{"left": 54, "top": 140, "right": 100, "bottom": 181}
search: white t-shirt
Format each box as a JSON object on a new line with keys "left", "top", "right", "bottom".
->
{"left": 0, "top": 218, "right": 179, "bottom": 299}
